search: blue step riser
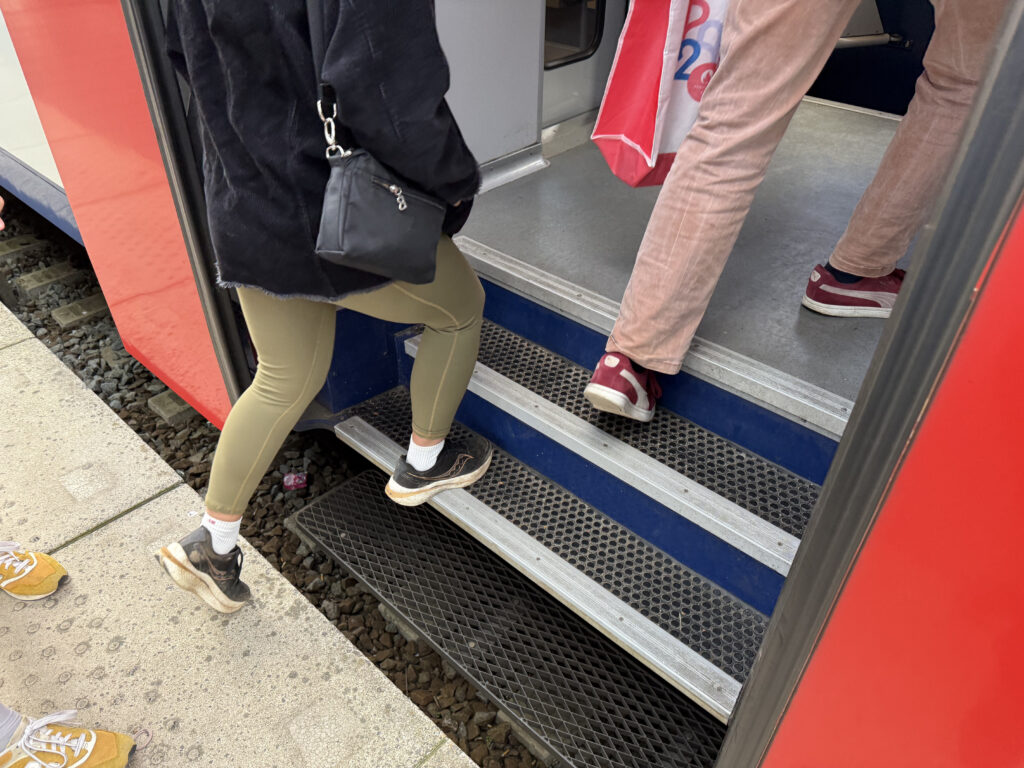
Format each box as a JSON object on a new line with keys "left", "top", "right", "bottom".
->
{"left": 481, "top": 280, "right": 837, "bottom": 486}
{"left": 454, "top": 389, "right": 783, "bottom": 615}
{"left": 315, "top": 311, "right": 409, "bottom": 414}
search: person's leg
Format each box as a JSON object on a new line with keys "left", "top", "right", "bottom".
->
{"left": 204, "top": 290, "right": 338, "bottom": 518}
{"left": 827, "top": 0, "right": 1009, "bottom": 278}
{"left": 606, "top": 0, "right": 862, "bottom": 374}
{"left": 339, "top": 236, "right": 490, "bottom": 505}
{"left": 339, "top": 235, "right": 484, "bottom": 441}
{"left": 160, "top": 289, "right": 337, "bottom": 612}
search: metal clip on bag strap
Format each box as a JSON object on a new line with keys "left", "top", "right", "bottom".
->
{"left": 306, "top": 0, "right": 349, "bottom": 158}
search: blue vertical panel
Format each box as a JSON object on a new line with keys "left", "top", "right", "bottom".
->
{"left": 317, "top": 310, "right": 407, "bottom": 413}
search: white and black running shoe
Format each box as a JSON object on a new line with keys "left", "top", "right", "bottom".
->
{"left": 385, "top": 435, "right": 493, "bottom": 507}
{"left": 157, "top": 526, "right": 251, "bottom": 614}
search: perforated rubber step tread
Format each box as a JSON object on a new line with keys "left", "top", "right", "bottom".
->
{"left": 475, "top": 320, "right": 820, "bottom": 538}
{"left": 347, "top": 388, "right": 767, "bottom": 683}
{"left": 295, "top": 470, "right": 727, "bottom": 768}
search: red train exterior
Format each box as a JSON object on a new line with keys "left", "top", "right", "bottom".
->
{"left": 761, "top": 199, "right": 1024, "bottom": 767}
{"left": 2, "top": 0, "right": 230, "bottom": 426}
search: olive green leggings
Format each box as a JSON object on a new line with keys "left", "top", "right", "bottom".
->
{"left": 204, "top": 236, "right": 484, "bottom": 517}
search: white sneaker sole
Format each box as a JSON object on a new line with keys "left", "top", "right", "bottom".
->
{"left": 583, "top": 383, "right": 655, "bottom": 422}
{"left": 385, "top": 453, "right": 493, "bottom": 507}
{"left": 158, "top": 542, "right": 247, "bottom": 614}
{"left": 2, "top": 583, "right": 63, "bottom": 601}
{"left": 801, "top": 295, "right": 893, "bottom": 318}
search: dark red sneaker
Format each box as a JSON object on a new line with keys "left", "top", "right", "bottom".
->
{"left": 802, "top": 264, "right": 906, "bottom": 318}
{"left": 584, "top": 353, "right": 662, "bottom": 422}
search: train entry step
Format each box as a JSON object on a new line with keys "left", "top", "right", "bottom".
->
{"left": 293, "top": 469, "right": 728, "bottom": 768}
{"left": 326, "top": 387, "right": 771, "bottom": 723}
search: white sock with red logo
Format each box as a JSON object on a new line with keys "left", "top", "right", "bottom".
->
{"left": 406, "top": 436, "right": 444, "bottom": 472}
{"left": 202, "top": 512, "right": 241, "bottom": 555}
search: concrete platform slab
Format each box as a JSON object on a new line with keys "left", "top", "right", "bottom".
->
{"left": 0, "top": 332, "right": 183, "bottom": 551}
{"left": 1, "top": 485, "right": 474, "bottom": 768}
{"left": 0, "top": 302, "right": 30, "bottom": 349}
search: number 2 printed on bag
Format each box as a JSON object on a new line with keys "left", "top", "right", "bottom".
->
{"left": 592, "top": 0, "right": 731, "bottom": 186}
{"left": 675, "top": 0, "right": 724, "bottom": 101}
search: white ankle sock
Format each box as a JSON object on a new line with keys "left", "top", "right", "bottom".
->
{"left": 0, "top": 703, "right": 21, "bottom": 749}
{"left": 202, "top": 512, "right": 241, "bottom": 555}
{"left": 406, "top": 437, "right": 444, "bottom": 472}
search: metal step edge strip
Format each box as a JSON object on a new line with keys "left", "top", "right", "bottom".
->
{"left": 455, "top": 235, "right": 852, "bottom": 441}
{"left": 406, "top": 335, "right": 797, "bottom": 575}
{"left": 335, "top": 415, "right": 741, "bottom": 723}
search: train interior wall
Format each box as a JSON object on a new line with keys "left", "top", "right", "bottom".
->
{"left": 810, "top": 0, "right": 934, "bottom": 114}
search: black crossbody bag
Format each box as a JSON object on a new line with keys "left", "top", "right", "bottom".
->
{"left": 306, "top": 0, "right": 445, "bottom": 284}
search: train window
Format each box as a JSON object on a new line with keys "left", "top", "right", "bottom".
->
{"left": 545, "top": 0, "right": 606, "bottom": 70}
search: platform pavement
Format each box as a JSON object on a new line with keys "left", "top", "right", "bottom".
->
{"left": 0, "top": 303, "right": 475, "bottom": 767}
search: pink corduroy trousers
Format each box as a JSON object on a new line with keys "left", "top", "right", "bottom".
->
{"left": 608, "top": 0, "right": 1008, "bottom": 373}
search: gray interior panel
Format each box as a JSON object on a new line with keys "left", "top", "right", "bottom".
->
{"left": 436, "top": 0, "right": 544, "bottom": 164}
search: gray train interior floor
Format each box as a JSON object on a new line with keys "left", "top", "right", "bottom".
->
{"left": 463, "top": 99, "right": 906, "bottom": 401}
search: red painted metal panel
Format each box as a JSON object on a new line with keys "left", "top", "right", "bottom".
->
{"left": 1, "top": 0, "right": 230, "bottom": 427}
{"left": 763, "top": 203, "right": 1024, "bottom": 767}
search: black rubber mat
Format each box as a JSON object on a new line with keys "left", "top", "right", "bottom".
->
{"left": 474, "top": 321, "right": 820, "bottom": 539}
{"left": 347, "top": 389, "right": 767, "bottom": 683}
{"left": 295, "top": 471, "right": 727, "bottom": 768}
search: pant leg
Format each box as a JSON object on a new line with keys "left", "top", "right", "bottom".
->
{"left": 608, "top": 0, "right": 861, "bottom": 373}
{"left": 204, "top": 289, "right": 337, "bottom": 516}
{"left": 339, "top": 236, "right": 484, "bottom": 439}
{"left": 828, "top": 0, "right": 1010, "bottom": 277}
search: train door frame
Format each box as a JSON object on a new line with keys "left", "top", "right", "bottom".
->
{"left": 121, "top": 0, "right": 250, "bottom": 406}
{"left": 716, "top": 5, "right": 1024, "bottom": 763}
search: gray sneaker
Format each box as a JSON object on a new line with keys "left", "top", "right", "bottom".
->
{"left": 385, "top": 435, "right": 493, "bottom": 507}
{"left": 158, "top": 526, "right": 251, "bottom": 614}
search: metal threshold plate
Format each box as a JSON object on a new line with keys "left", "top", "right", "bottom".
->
{"left": 457, "top": 236, "right": 855, "bottom": 439}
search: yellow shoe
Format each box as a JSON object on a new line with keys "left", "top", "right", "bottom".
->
{"left": 0, "top": 711, "right": 134, "bottom": 768}
{"left": 0, "top": 543, "right": 67, "bottom": 600}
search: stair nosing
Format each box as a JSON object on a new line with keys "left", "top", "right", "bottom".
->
{"left": 335, "top": 415, "right": 741, "bottom": 723}
{"left": 406, "top": 334, "right": 798, "bottom": 575}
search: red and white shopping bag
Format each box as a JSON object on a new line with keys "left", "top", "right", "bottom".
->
{"left": 592, "top": 0, "right": 729, "bottom": 187}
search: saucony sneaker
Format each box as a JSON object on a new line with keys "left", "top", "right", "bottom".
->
{"left": 158, "top": 526, "right": 251, "bottom": 614}
{"left": 802, "top": 264, "right": 906, "bottom": 318}
{"left": 0, "top": 711, "right": 134, "bottom": 768}
{"left": 0, "top": 543, "right": 67, "bottom": 601}
{"left": 385, "top": 435, "right": 493, "bottom": 507}
{"left": 584, "top": 352, "right": 662, "bottom": 422}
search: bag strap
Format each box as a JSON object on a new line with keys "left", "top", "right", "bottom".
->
{"left": 307, "top": 0, "right": 349, "bottom": 158}
{"left": 306, "top": 0, "right": 327, "bottom": 75}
